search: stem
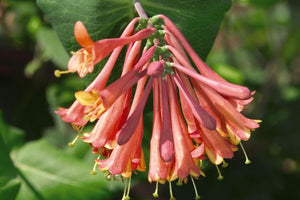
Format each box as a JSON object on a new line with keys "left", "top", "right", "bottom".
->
{"left": 134, "top": 1, "right": 148, "bottom": 18}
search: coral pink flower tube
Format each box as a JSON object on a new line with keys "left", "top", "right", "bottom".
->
{"left": 167, "top": 75, "right": 200, "bottom": 180}
{"left": 93, "top": 28, "right": 156, "bottom": 64}
{"left": 98, "top": 46, "right": 156, "bottom": 108}
{"left": 117, "top": 77, "right": 154, "bottom": 145}
{"left": 148, "top": 79, "right": 168, "bottom": 182}
{"left": 56, "top": 18, "right": 140, "bottom": 125}
{"left": 83, "top": 90, "right": 131, "bottom": 148}
{"left": 176, "top": 71, "right": 198, "bottom": 134}
{"left": 173, "top": 74, "right": 216, "bottom": 130}
{"left": 159, "top": 15, "right": 225, "bottom": 82}
{"left": 173, "top": 63, "right": 251, "bottom": 100}
{"left": 159, "top": 78, "right": 175, "bottom": 162}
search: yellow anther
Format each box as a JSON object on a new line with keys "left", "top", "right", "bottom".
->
{"left": 176, "top": 179, "right": 183, "bottom": 186}
{"left": 239, "top": 142, "right": 251, "bottom": 164}
{"left": 215, "top": 165, "right": 224, "bottom": 180}
{"left": 68, "top": 134, "right": 80, "bottom": 147}
{"left": 254, "top": 119, "right": 262, "bottom": 123}
{"left": 105, "top": 174, "right": 112, "bottom": 181}
{"left": 152, "top": 181, "right": 159, "bottom": 198}
{"left": 90, "top": 155, "right": 100, "bottom": 175}
{"left": 191, "top": 176, "right": 200, "bottom": 200}
{"left": 222, "top": 160, "right": 229, "bottom": 168}
{"left": 68, "top": 142, "right": 75, "bottom": 147}
{"left": 54, "top": 70, "right": 72, "bottom": 77}
{"left": 90, "top": 170, "right": 97, "bottom": 175}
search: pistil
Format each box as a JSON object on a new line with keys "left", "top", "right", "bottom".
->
{"left": 239, "top": 142, "right": 251, "bottom": 164}
{"left": 191, "top": 176, "right": 200, "bottom": 200}
{"left": 215, "top": 165, "right": 224, "bottom": 180}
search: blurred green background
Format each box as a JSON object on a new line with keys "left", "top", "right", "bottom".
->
{"left": 0, "top": 0, "right": 299, "bottom": 199}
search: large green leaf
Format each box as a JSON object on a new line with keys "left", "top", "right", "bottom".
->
{"left": 15, "top": 140, "right": 113, "bottom": 200}
{"left": 37, "top": 0, "right": 231, "bottom": 59}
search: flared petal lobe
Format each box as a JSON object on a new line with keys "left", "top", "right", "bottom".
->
{"left": 69, "top": 24, "right": 155, "bottom": 78}
{"left": 74, "top": 21, "right": 94, "bottom": 47}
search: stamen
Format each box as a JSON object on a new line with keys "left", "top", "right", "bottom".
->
{"left": 222, "top": 160, "right": 229, "bottom": 168}
{"left": 190, "top": 176, "right": 200, "bottom": 200}
{"left": 83, "top": 100, "right": 106, "bottom": 122}
{"left": 68, "top": 134, "right": 80, "bottom": 147}
{"left": 168, "top": 181, "right": 176, "bottom": 200}
{"left": 90, "top": 155, "right": 100, "bottom": 175}
{"left": 215, "top": 165, "right": 224, "bottom": 180}
{"left": 239, "top": 142, "right": 251, "bottom": 164}
{"left": 54, "top": 70, "right": 72, "bottom": 77}
{"left": 72, "top": 124, "right": 83, "bottom": 133}
{"left": 152, "top": 181, "right": 159, "bottom": 198}
{"left": 68, "top": 125, "right": 83, "bottom": 147}
{"left": 105, "top": 174, "right": 112, "bottom": 181}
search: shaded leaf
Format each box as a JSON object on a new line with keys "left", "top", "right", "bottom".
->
{"left": 0, "top": 111, "right": 25, "bottom": 151}
{"left": 0, "top": 112, "right": 21, "bottom": 200}
{"left": 15, "top": 140, "right": 113, "bottom": 200}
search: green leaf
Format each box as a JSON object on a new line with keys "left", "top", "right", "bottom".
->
{"left": 0, "top": 178, "right": 21, "bottom": 200}
{"left": 249, "top": 0, "right": 280, "bottom": 7}
{"left": 37, "top": 0, "right": 231, "bottom": 59}
{"left": 0, "top": 111, "right": 25, "bottom": 151}
{"left": 15, "top": 140, "right": 113, "bottom": 200}
{"left": 37, "top": 27, "right": 70, "bottom": 69}
{"left": 212, "top": 64, "right": 245, "bottom": 84}
{"left": 142, "top": 0, "right": 231, "bottom": 59}
{"left": 0, "top": 112, "right": 21, "bottom": 200}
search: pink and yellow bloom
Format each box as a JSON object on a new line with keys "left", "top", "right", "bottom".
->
{"left": 55, "top": 3, "right": 261, "bottom": 199}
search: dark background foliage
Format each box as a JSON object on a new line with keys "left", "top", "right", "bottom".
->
{"left": 0, "top": 0, "right": 299, "bottom": 199}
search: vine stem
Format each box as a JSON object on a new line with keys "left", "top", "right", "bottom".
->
{"left": 133, "top": 1, "right": 158, "bottom": 44}
{"left": 134, "top": 1, "right": 148, "bottom": 18}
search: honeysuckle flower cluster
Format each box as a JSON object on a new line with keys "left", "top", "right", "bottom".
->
{"left": 55, "top": 2, "right": 261, "bottom": 200}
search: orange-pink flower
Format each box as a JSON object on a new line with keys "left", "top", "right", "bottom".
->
{"left": 55, "top": 8, "right": 261, "bottom": 200}
{"left": 55, "top": 20, "right": 155, "bottom": 78}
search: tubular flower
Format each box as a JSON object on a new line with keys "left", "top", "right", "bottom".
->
{"left": 55, "top": 20, "right": 155, "bottom": 78}
{"left": 55, "top": 2, "right": 261, "bottom": 200}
